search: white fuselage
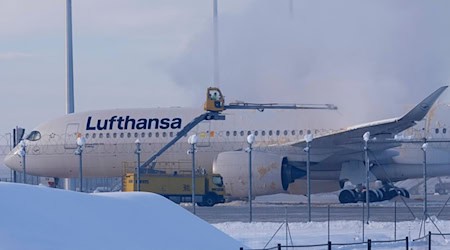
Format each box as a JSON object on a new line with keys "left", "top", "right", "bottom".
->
{"left": 4, "top": 104, "right": 450, "bottom": 197}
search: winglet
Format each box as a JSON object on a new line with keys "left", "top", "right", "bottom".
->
{"left": 400, "top": 86, "right": 448, "bottom": 122}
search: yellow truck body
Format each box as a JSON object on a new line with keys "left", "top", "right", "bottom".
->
{"left": 123, "top": 173, "right": 225, "bottom": 206}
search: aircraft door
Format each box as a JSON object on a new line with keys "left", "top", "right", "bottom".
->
{"left": 64, "top": 123, "right": 80, "bottom": 149}
{"left": 196, "top": 120, "right": 211, "bottom": 147}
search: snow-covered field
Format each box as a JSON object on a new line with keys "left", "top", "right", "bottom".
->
{"left": 215, "top": 220, "right": 450, "bottom": 249}
{"left": 1, "top": 182, "right": 450, "bottom": 250}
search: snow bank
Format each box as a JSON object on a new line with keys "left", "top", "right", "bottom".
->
{"left": 0, "top": 183, "right": 243, "bottom": 250}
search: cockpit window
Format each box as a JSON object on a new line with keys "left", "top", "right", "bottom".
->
{"left": 212, "top": 176, "right": 223, "bottom": 187}
{"left": 26, "top": 131, "right": 41, "bottom": 141}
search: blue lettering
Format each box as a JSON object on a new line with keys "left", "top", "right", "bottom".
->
{"left": 160, "top": 118, "right": 170, "bottom": 129}
{"left": 86, "top": 116, "right": 96, "bottom": 130}
{"left": 171, "top": 118, "right": 182, "bottom": 129}
{"left": 124, "top": 116, "right": 135, "bottom": 130}
{"left": 148, "top": 118, "right": 159, "bottom": 129}
{"left": 85, "top": 116, "right": 183, "bottom": 131}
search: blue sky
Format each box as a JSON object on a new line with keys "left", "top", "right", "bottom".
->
{"left": 1, "top": 0, "right": 450, "bottom": 134}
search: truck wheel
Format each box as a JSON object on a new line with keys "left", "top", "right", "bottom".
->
{"left": 203, "top": 196, "right": 215, "bottom": 207}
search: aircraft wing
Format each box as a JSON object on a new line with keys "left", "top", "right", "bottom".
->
{"left": 288, "top": 86, "right": 448, "bottom": 152}
{"left": 214, "top": 86, "right": 448, "bottom": 198}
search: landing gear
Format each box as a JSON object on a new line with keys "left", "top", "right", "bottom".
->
{"left": 338, "top": 185, "right": 410, "bottom": 204}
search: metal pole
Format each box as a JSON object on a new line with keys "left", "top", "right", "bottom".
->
{"left": 66, "top": 0, "right": 74, "bottom": 114}
{"left": 306, "top": 140, "right": 311, "bottom": 222}
{"left": 365, "top": 138, "right": 370, "bottom": 224}
{"left": 362, "top": 202, "right": 365, "bottom": 242}
{"left": 422, "top": 143, "right": 428, "bottom": 234}
{"left": 213, "top": 0, "right": 220, "bottom": 86}
{"left": 135, "top": 140, "right": 141, "bottom": 192}
{"left": 327, "top": 205, "right": 330, "bottom": 242}
{"left": 22, "top": 150, "right": 26, "bottom": 184}
{"left": 9, "top": 132, "right": 16, "bottom": 183}
{"left": 75, "top": 137, "right": 85, "bottom": 192}
{"left": 78, "top": 150, "right": 83, "bottom": 192}
{"left": 248, "top": 141, "right": 253, "bottom": 222}
{"left": 65, "top": 0, "right": 75, "bottom": 192}
{"left": 285, "top": 207, "right": 288, "bottom": 247}
{"left": 394, "top": 201, "right": 397, "bottom": 241}
{"left": 19, "top": 141, "right": 26, "bottom": 184}
{"left": 428, "top": 231, "right": 431, "bottom": 250}
{"left": 191, "top": 143, "right": 196, "bottom": 215}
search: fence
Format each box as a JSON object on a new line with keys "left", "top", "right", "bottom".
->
{"left": 225, "top": 201, "right": 450, "bottom": 250}
{"left": 237, "top": 230, "right": 450, "bottom": 249}
{"left": 240, "top": 237, "right": 409, "bottom": 249}
{"left": 412, "top": 231, "right": 450, "bottom": 250}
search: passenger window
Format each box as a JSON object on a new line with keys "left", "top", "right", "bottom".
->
{"left": 291, "top": 130, "right": 295, "bottom": 136}
{"left": 254, "top": 131, "right": 258, "bottom": 136}
{"left": 170, "top": 132, "right": 174, "bottom": 137}
{"left": 106, "top": 133, "right": 110, "bottom": 138}
{"left": 113, "top": 133, "right": 117, "bottom": 138}
{"left": 163, "top": 132, "right": 167, "bottom": 138}
{"left": 155, "top": 132, "right": 160, "bottom": 138}
{"left": 148, "top": 132, "right": 152, "bottom": 138}
{"left": 92, "top": 133, "right": 96, "bottom": 139}
{"left": 120, "top": 133, "right": 124, "bottom": 138}
{"left": 141, "top": 132, "right": 146, "bottom": 138}
{"left": 233, "top": 131, "right": 237, "bottom": 136}
{"left": 85, "top": 133, "right": 90, "bottom": 139}
{"left": 436, "top": 128, "right": 439, "bottom": 134}
{"left": 240, "top": 131, "right": 244, "bottom": 136}
{"left": 299, "top": 130, "right": 303, "bottom": 135}
{"left": 262, "top": 131, "right": 266, "bottom": 136}
{"left": 247, "top": 131, "right": 251, "bottom": 136}
{"left": 269, "top": 130, "right": 273, "bottom": 136}
{"left": 99, "top": 133, "right": 103, "bottom": 138}
{"left": 226, "top": 131, "right": 230, "bottom": 137}
{"left": 276, "top": 130, "right": 280, "bottom": 136}
{"left": 284, "top": 130, "right": 288, "bottom": 136}
{"left": 127, "top": 133, "right": 131, "bottom": 138}
{"left": 307, "top": 129, "right": 311, "bottom": 135}
{"left": 444, "top": 128, "right": 447, "bottom": 134}
{"left": 134, "top": 132, "right": 138, "bottom": 138}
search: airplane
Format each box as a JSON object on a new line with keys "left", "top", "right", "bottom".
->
{"left": 4, "top": 86, "right": 449, "bottom": 203}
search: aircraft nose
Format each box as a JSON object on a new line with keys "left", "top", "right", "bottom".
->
{"left": 3, "top": 148, "right": 23, "bottom": 172}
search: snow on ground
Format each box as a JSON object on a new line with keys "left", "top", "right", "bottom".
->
{"left": 215, "top": 220, "right": 450, "bottom": 249}
{"left": 0, "top": 182, "right": 243, "bottom": 250}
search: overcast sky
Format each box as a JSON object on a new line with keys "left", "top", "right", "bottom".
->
{"left": 1, "top": 0, "right": 450, "bottom": 134}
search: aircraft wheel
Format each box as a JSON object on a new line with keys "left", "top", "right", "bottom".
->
{"left": 374, "top": 189, "right": 384, "bottom": 201}
{"left": 339, "top": 189, "right": 357, "bottom": 204}
{"left": 361, "top": 190, "right": 378, "bottom": 202}
{"left": 398, "top": 188, "right": 410, "bottom": 198}
{"left": 385, "top": 188, "right": 398, "bottom": 200}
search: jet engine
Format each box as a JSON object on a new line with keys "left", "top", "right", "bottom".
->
{"left": 213, "top": 151, "right": 305, "bottom": 199}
